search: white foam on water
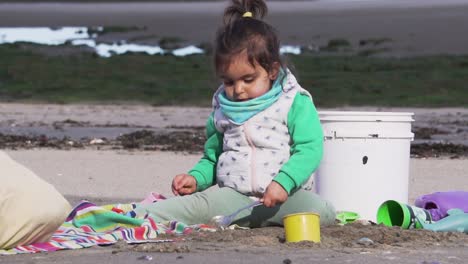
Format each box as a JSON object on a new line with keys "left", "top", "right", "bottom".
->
{"left": 172, "top": 45, "right": 204, "bottom": 57}
{"left": 94, "top": 42, "right": 165, "bottom": 58}
{"left": 0, "top": 27, "right": 301, "bottom": 57}
{"left": 71, "top": 39, "right": 96, "bottom": 48}
{"left": 0, "top": 27, "right": 89, "bottom": 45}
{"left": 280, "top": 45, "right": 301, "bottom": 55}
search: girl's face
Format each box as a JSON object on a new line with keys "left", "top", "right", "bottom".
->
{"left": 220, "top": 51, "right": 279, "bottom": 102}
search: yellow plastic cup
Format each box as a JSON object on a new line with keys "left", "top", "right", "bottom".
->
{"left": 283, "top": 212, "right": 320, "bottom": 243}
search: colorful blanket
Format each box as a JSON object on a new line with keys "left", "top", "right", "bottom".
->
{"left": 0, "top": 193, "right": 214, "bottom": 255}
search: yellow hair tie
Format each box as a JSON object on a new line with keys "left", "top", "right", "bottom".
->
{"left": 243, "top": 11, "right": 253, "bottom": 18}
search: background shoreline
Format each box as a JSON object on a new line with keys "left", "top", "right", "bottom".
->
{"left": 2, "top": 1, "right": 468, "bottom": 56}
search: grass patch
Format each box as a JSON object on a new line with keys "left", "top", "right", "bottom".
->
{"left": 0, "top": 44, "right": 216, "bottom": 105}
{"left": 357, "top": 48, "right": 391, "bottom": 57}
{"left": 291, "top": 55, "right": 468, "bottom": 107}
{"left": 1, "top": 44, "right": 467, "bottom": 107}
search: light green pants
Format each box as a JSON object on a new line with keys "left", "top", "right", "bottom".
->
{"left": 134, "top": 187, "right": 335, "bottom": 227}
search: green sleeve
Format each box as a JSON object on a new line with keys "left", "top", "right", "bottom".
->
{"left": 273, "top": 93, "right": 323, "bottom": 194}
{"left": 188, "top": 112, "right": 224, "bottom": 192}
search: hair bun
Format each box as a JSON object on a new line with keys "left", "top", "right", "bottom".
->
{"left": 223, "top": 0, "right": 268, "bottom": 25}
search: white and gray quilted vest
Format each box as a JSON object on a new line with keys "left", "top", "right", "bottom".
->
{"left": 212, "top": 72, "right": 313, "bottom": 197}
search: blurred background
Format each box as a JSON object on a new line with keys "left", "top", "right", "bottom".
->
{"left": 0, "top": 0, "right": 467, "bottom": 107}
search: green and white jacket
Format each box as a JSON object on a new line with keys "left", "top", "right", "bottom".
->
{"left": 189, "top": 71, "right": 323, "bottom": 197}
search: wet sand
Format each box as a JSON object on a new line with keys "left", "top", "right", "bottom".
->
{"left": 2, "top": 103, "right": 466, "bottom": 205}
{"left": 1, "top": 103, "right": 466, "bottom": 145}
{"left": 1, "top": 0, "right": 468, "bottom": 56}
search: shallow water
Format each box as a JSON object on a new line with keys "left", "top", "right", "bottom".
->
{"left": 2, "top": 1, "right": 468, "bottom": 56}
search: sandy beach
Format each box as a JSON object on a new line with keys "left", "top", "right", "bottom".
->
{"left": 6, "top": 149, "right": 468, "bottom": 207}
{"left": 1, "top": 103, "right": 466, "bottom": 205}
{"left": 1, "top": 103, "right": 468, "bottom": 264}
{"left": 1, "top": 1, "right": 468, "bottom": 263}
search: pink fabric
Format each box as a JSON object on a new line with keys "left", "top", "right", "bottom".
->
{"left": 140, "top": 192, "right": 167, "bottom": 204}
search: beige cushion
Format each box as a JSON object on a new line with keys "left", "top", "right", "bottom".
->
{"left": 0, "top": 151, "right": 71, "bottom": 249}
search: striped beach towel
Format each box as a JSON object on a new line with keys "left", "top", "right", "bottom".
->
{"left": 0, "top": 193, "right": 215, "bottom": 255}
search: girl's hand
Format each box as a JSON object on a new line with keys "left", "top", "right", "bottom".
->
{"left": 260, "top": 181, "right": 288, "bottom": 207}
{"left": 171, "top": 174, "right": 197, "bottom": 196}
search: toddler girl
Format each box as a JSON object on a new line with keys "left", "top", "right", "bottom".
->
{"left": 135, "top": 0, "right": 335, "bottom": 227}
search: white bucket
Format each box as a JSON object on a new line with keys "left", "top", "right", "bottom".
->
{"left": 315, "top": 111, "right": 414, "bottom": 222}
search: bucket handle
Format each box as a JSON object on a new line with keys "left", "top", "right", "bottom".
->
{"left": 324, "top": 130, "right": 414, "bottom": 140}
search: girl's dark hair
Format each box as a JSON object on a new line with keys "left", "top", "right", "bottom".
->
{"left": 214, "top": 0, "right": 283, "bottom": 75}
